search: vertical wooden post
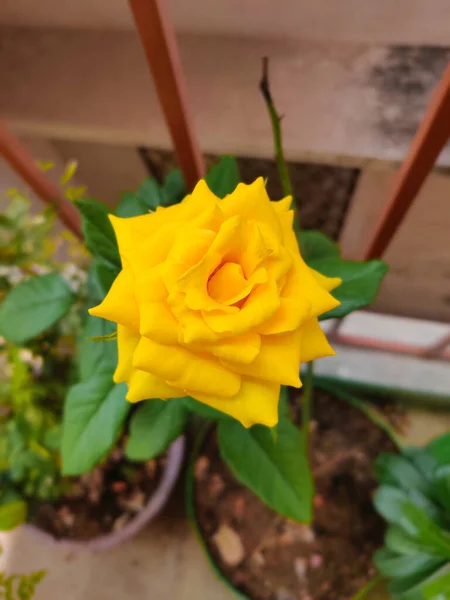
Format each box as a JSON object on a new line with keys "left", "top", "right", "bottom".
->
{"left": 128, "top": 0, "right": 205, "bottom": 190}
{"left": 0, "top": 121, "right": 82, "bottom": 239}
{"left": 363, "top": 62, "right": 450, "bottom": 260}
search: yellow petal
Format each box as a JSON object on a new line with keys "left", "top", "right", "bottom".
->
{"left": 126, "top": 369, "right": 180, "bottom": 402}
{"left": 139, "top": 301, "right": 179, "bottom": 344}
{"left": 209, "top": 332, "right": 261, "bottom": 364}
{"left": 133, "top": 336, "right": 241, "bottom": 398}
{"left": 309, "top": 268, "right": 342, "bottom": 293}
{"left": 222, "top": 328, "right": 303, "bottom": 388}
{"left": 273, "top": 196, "right": 293, "bottom": 212}
{"left": 300, "top": 318, "right": 335, "bottom": 363}
{"left": 257, "top": 295, "right": 311, "bottom": 335}
{"left": 89, "top": 267, "right": 140, "bottom": 331}
{"left": 114, "top": 325, "right": 139, "bottom": 383}
{"left": 203, "top": 282, "right": 280, "bottom": 336}
{"left": 181, "top": 179, "right": 220, "bottom": 214}
{"left": 284, "top": 256, "right": 340, "bottom": 319}
{"left": 276, "top": 210, "right": 299, "bottom": 254}
{"left": 208, "top": 262, "right": 247, "bottom": 304}
{"left": 221, "top": 178, "right": 282, "bottom": 241}
{"left": 192, "top": 378, "right": 280, "bottom": 428}
{"left": 207, "top": 262, "right": 267, "bottom": 306}
{"left": 169, "top": 293, "right": 222, "bottom": 344}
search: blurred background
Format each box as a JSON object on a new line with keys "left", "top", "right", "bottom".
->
{"left": 1, "top": 2, "right": 450, "bottom": 598}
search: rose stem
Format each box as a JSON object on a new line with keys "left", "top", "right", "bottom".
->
{"left": 259, "top": 56, "right": 314, "bottom": 451}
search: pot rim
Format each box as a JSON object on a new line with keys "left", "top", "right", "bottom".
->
{"left": 23, "top": 435, "right": 185, "bottom": 551}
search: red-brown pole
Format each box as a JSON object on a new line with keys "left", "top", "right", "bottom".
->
{"left": 128, "top": 0, "right": 205, "bottom": 190}
{"left": 363, "top": 62, "right": 450, "bottom": 260}
{"left": 0, "top": 121, "right": 82, "bottom": 239}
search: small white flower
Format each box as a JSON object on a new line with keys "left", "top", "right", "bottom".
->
{"left": 19, "top": 349, "right": 33, "bottom": 364}
{"left": 31, "top": 264, "right": 51, "bottom": 276}
{"left": 31, "top": 214, "right": 46, "bottom": 226}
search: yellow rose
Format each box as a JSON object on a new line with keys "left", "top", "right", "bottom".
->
{"left": 90, "top": 178, "right": 340, "bottom": 428}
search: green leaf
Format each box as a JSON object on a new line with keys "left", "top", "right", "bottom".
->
{"left": 374, "top": 486, "right": 411, "bottom": 525}
{"left": 375, "top": 453, "right": 432, "bottom": 496}
{"left": 62, "top": 377, "right": 129, "bottom": 475}
{"left": 0, "top": 274, "right": 74, "bottom": 345}
{"left": 75, "top": 198, "right": 120, "bottom": 268}
{"left": 77, "top": 314, "right": 117, "bottom": 380}
{"left": 218, "top": 412, "right": 313, "bottom": 523}
{"left": 205, "top": 156, "right": 240, "bottom": 199}
{"left": 136, "top": 178, "right": 165, "bottom": 210}
{"left": 115, "top": 191, "right": 150, "bottom": 218}
{"left": 0, "top": 489, "right": 27, "bottom": 531}
{"left": 299, "top": 230, "right": 388, "bottom": 319}
{"left": 399, "top": 503, "right": 450, "bottom": 557}
{"left": 300, "top": 230, "right": 339, "bottom": 261}
{"left": 89, "top": 261, "right": 118, "bottom": 299}
{"left": 115, "top": 175, "right": 184, "bottom": 216}
{"left": 427, "top": 433, "right": 450, "bottom": 467}
{"left": 374, "top": 548, "right": 445, "bottom": 581}
{"left": 422, "top": 566, "right": 450, "bottom": 600}
{"left": 125, "top": 399, "right": 187, "bottom": 461}
{"left": 434, "top": 465, "right": 450, "bottom": 513}
{"left": 162, "top": 170, "right": 186, "bottom": 206}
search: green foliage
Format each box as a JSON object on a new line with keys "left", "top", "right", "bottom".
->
{"left": 0, "top": 489, "right": 27, "bottom": 531}
{"left": 62, "top": 377, "right": 129, "bottom": 475}
{"left": 217, "top": 389, "right": 314, "bottom": 523}
{"left": 0, "top": 548, "right": 46, "bottom": 600}
{"left": 0, "top": 345, "right": 65, "bottom": 508}
{"left": 374, "top": 433, "right": 450, "bottom": 599}
{"left": 114, "top": 170, "right": 187, "bottom": 217}
{"left": 74, "top": 198, "right": 121, "bottom": 270}
{"left": 162, "top": 170, "right": 187, "bottom": 206}
{"left": 125, "top": 398, "right": 187, "bottom": 461}
{"left": 205, "top": 156, "right": 240, "bottom": 198}
{"left": 0, "top": 192, "right": 54, "bottom": 273}
{"left": 0, "top": 274, "right": 75, "bottom": 345}
{"left": 299, "top": 230, "right": 388, "bottom": 320}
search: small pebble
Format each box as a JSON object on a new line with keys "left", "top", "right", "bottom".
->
{"left": 194, "top": 456, "right": 209, "bottom": 480}
{"left": 121, "top": 490, "right": 146, "bottom": 513}
{"left": 58, "top": 506, "right": 75, "bottom": 528}
{"left": 310, "top": 554, "right": 323, "bottom": 569}
{"left": 111, "top": 481, "right": 127, "bottom": 493}
{"left": 110, "top": 447, "right": 123, "bottom": 462}
{"left": 212, "top": 524, "right": 245, "bottom": 567}
{"left": 294, "top": 557, "right": 307, "bottom": 580}
{"left": 88, "top": 489, "right": 101, "bottom": 504}
{"left": 275, "top": 587, "right": 296, "bottom": 600}
{"left": 313, "top": 495, "right": 325, "bottom": 509}
{"left": 232, "top": 495, "right": 246, "bottom": 519}
{"left": 282, "top": 522, "right": 315, "bottom": 544}
{"left": 250, "top": 552, "right": 266, "bottom": 568}
{"left": 145, "top": 459, "right": 156, "bottom": 478}
{"left": 208, "top": 473, "right": 225, "bottom": 498}
{"left": 113, "top": 513, "right": 131, "bottom": 532}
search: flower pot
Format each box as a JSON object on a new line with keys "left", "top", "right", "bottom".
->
{"left": 186, "top": 387, "right": 401, "bottom": 600}
{"left": 23, "top": 436, "right": 185, "bottom": 551}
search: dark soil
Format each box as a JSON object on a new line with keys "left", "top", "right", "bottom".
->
{"left": 194, "top": 390, "right": 397, "bottom": 600}
{"left": 31, "top": 442, "right": 165, "bottom": 541}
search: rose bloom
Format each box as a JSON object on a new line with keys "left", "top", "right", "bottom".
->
{"left": 90, "top": 179, "right": 340, "bottom": 427}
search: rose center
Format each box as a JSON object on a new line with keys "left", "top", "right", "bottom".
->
{"left": 207, "top": 262, "right": 249, "bottom": 305}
